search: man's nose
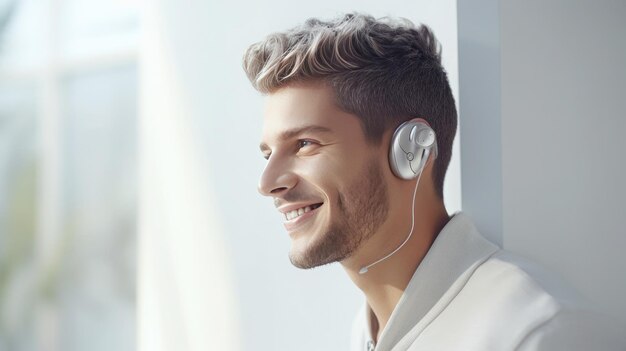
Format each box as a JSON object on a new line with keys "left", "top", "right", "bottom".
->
{"left": 258, "top": 157, "right": 297, "bottom": 197}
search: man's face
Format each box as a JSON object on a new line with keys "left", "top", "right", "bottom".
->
{"left": 259, "top": 83, "right": 390, "bottom": 269}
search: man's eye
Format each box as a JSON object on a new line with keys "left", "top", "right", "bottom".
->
{"left": 262, "top": 153, "right": 271, "bottom": 160}
{"left": 298, "top": 140, "right": 315, "bottom": 149}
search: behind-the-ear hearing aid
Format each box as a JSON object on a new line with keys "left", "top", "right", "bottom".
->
{"left": 389, "top": 120, "right": 438, "bottom": 179}
{"left": 358, "top": 120, "right": 438, "bottom": 274}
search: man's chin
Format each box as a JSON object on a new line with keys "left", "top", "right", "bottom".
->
{"left": 288, "top": 244, "right": 329, "bottom": 269}
{"left": 288, "top": 251, "right": 336, "bottom": 269}
{"left": 287, "top": 235, "right": 352, "bottom": 269}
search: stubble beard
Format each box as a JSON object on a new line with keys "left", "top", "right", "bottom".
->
{"left": 289, "top": 160, "right": 389, "bottom": 269}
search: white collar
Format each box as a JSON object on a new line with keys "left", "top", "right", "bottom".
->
{"left": 365, "top": 212, "right": 500, "bottom": 349}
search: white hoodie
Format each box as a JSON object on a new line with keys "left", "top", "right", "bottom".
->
{"left": 350, "top": 212, "right": 624, "bottom": 351}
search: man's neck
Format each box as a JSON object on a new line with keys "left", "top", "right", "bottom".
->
{"left": 342, "top": 203, "right": 450, "bottom": 342}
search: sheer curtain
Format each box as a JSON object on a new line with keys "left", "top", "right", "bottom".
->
{"left": 138, "top": 1, "right": 240, "bottom": 350}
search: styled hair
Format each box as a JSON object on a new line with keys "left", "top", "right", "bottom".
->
{"left": 242, "top": 13, "right": 457, "bottom": 198}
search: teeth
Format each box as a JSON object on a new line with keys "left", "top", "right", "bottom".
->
{"left": 284, "top": 205, "right": 317, "bottom": 221}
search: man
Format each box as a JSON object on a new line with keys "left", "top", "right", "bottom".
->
{"left": 243, "top": 13, "right": 623, "bottom": 351}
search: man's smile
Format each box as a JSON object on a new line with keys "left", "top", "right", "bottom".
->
{"left": 278, "top": 202, "right": 324, "bottom": 231}
{"left": 280, "top": 203, "right": 323, "bottom": 220}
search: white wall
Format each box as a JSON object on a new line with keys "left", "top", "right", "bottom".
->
{"left": 500, "top": 0, "right": 626, "bottom": 324}
{"left": 139, "top": 1, "right": 460, "bottom": 351}
{"left": 457, "top": 0, "right": 503, "bottom": 245}
{"left": 459, "top": 0, "right": 626, "bottom": 325}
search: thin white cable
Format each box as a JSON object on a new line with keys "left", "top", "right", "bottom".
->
{"left": 358, "top": 168, "right": 423, "bottom": 274}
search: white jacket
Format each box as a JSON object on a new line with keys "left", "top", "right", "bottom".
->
{"left": 350, "top": 212, "right": 624, "bottom": 351}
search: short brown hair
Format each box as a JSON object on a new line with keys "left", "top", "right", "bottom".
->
{"left": 242, "top": 13, "right": 457, "bottom": 198}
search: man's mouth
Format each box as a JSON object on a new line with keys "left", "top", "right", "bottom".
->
{"left": 283, "top": 203, "right": 323, "bottom": 221}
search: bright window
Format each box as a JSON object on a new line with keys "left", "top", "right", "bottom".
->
{"left": 0, "top": 1, "right": 138, "bottom": 350}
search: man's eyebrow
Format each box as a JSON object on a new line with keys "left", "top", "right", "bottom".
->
{"left": 259, "top": 125, "right": 332, "bottom": 151}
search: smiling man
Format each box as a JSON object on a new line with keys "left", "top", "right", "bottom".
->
{"left": 243, "top": 13, "right": 623, "bottom": 351}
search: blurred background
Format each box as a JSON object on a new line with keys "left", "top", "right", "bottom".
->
{"left": 1, "top": 0, "right": 625, "bottom": 351}
{"left": 0, "top": 0, "right": 138, "bottom": 350}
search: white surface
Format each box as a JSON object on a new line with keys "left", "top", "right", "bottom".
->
{"left": 457, "top": 0, "right": 503, "bottom": 245}
{"left": 138, "top": 1, "right": 460, "bottom": 350}
{"left": 500, "top": 0, "right": 626, "bottom": 325}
